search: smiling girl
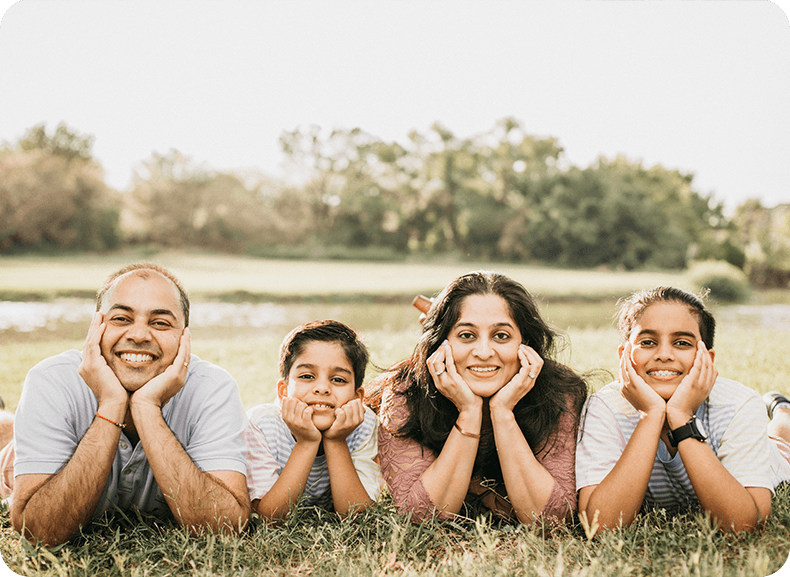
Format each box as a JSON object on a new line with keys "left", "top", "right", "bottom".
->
{"left": 576, "top": 286, "right": 790, "bottom": 534}
{"left": 366, "top": 271, "right": 588, "bottom": 524}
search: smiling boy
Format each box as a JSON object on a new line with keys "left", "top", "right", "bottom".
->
{"left": 576, "top": 287, "right": 790, "bottom": 534}
{"left": 3, "top": 264, "right": 250, "bottom": 545}
{"left": 244, "top": 320, "right": 382, "bottom": 519}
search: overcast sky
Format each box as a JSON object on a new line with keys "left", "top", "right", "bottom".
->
{"left": 1, "top": 0, "right": 788, "bottom": 211}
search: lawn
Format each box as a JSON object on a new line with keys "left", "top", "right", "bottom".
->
{"left": 0, "top": 253, "right": 788, "bottom": 576}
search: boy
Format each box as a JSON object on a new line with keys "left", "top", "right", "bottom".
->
{"left": 245, "top": 320, "right": 382, "bottom": 519}
{"left": 576, "top": 287, "right": 790, "bottom": 534}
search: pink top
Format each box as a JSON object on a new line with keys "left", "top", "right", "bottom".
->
{"left": 377, "top": 384, "right": 579, "bottom": 523}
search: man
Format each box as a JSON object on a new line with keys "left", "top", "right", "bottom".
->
{"left": 2, "top": 263, "right": 250, "bottom": 545}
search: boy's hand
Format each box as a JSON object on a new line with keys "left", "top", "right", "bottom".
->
{"left": 428, "top": 341, "right": 482, "bottom": 414}
{"left": 489, "top": 344, "right": 541, "bottom": 413}
{"left": 619, "top": 342, "right": 667, "bottom": 417}
{"left": 323, "top": 398, "right": 365, "bottom": 441}
{"left": 280, "top": 396, "right": 322, "bottom": 444}
{"left": 131, "top": 328, "right": 191, "bottom": 410}
{"left": 666, "top": 341, "right": 717, "bottom": 427}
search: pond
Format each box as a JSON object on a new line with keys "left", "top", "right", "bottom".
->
{"left": 1, "top": 298, "right": 788, "bottom": 344}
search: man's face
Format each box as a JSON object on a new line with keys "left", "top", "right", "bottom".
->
{"left": 99, "top": 272, "right": 185, "bottom": 392}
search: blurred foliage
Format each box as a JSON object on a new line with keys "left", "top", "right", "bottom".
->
{"left": 1, "top": 120, "right": 787, "bottom": 289}
{"left": 688, "top": 260, "right": 751, "bottom": 303}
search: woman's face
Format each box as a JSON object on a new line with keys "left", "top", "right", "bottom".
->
{"left": 445, "top": 293, "right": 523, "bottom": 398}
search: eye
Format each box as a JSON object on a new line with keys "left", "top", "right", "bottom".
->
{"left": 151, "top": 320, "right": 173, "bottom": 329}
{"left": 674, "top": 339, "right": 694, "bottom": 348}
{"left": 331, "top": 376, "right": 350, "bottom": 384}
{"left": 456, "top": 331, "right": 476, "bottom": 341}
{"left": 492, "top": 331, "right": 511, "bottom": 342}
{"left": 637, "top": 338, "right": 656, "bottom": 347}
{"left": 297, "top": 373, "right": 315, "bottom": 380}
{"left": 109, "top": 315, "right": 131, "bottom": 324}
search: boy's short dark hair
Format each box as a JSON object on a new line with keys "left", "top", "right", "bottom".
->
{"left": 616, "top": 286, "right": 716, "bottom": 349}
{"left": 279, "top": 320, "right": 370, "bottom": 389}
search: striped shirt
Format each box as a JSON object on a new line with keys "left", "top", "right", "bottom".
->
{"left": 245, "top": 401, "right": 383, "bottom": 509}
{"left": 576, "top": 377, "right": 790, "bottom": 510}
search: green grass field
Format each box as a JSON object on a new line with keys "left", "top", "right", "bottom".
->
{"left": 1, "top": 253, "right": 789, "bottom": 576}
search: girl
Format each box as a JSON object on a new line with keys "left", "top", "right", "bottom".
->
{"left": 367, "top": 271, "right": 588, "bottom": 524}
{"left": 576, "top": 286, "right": 790, "bottom": 533}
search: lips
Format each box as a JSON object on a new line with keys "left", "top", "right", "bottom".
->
{"left": 307, "top": 402, "right": 335, "bottom": 411}
{"left": 467, "top": 365, "right": 499, "bottom": 377}
{"left": 646, "top": 369, "right": 683, "bottom": 380}
{"left": 117, "top": 352, "right": 157, "bottom": 363}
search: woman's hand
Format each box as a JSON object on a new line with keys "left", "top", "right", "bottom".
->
{"left": 489, "top": 344, "right": 542, "bottom": 413}
{"left": 619, "top": 342, "right": 667, "bottom": 417}
{"left": 427, "top": 341, "right": 482, "bottom": 414}
{"left": 666, "top": 341, "right": 717, "bottom": 427}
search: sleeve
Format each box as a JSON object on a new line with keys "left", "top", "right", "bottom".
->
{"left": 175, "top": 359, "right": 248, "bottom": 475}
{"left": 14, "top": 354, "right": 94, "bottom": 476}
{"left": 574, "top": 394, "right": 629, "bottom": 491}
{"left": 349, "top": 408, "right": 384, "bottom": 501}
{"left": 716, "top": 392, "right": 782, "bottom": 492}
{"left": 244, "top": 415, "right": 281, "bottom": 501}
{"left": 377, "top": 388, "right": 451, "bottom": 522}
{"left": 535, "top": 408, "right": 579, "bottom": 520}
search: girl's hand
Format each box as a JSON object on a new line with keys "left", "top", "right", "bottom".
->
{"left": 619, "top": 342, "right": 667, "bottom": 417}
{"left": 489, "top": 344, "right": 542, "bottom": 413}
{"left": 324, "top": 398, "right": 366, "bottom": 441}
{"left": 427, "top": 341, "right": 482, "bottom": 413}
{"left": 666, "top": 341, "right": 717, "bottom": 425}
{"left": 280, "top": 396, "right": 322, "bottom": 445}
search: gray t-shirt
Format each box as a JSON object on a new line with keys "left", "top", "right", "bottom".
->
{"left": 14, "top": 350, "right": 247, "bottom": 520}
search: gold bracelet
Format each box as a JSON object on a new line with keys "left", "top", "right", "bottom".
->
{"left": 454, "top": 422, "right": 480, "bottom": 439}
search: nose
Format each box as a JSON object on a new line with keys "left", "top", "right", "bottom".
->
{"left": 473, "top": 337, "right": 494, "bottom": 360}
{"left": 654, "top": 342, "right": 674, "bottom": 362}
{"left": 124, "top": 319, "right": 152, "bottom": 343}
{"left": 313, "top": 377, "right": 330, "bottom": 395}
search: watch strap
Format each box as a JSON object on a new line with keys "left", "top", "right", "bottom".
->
{"left": 667, "top": 417, "right": 704, "bottom": 447}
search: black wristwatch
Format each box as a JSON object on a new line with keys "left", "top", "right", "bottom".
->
{"left": 667, "top": 416, "right": 707, "bottom": 447}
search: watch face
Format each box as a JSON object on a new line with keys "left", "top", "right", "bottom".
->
{"left": 694, "top": 417, "right": 707, "bottom": 439}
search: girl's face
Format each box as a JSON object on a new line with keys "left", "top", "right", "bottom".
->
{"left": 446, "top": 294, "right": 523, "bottom": 398}
{"left": 621, "top": 301, "right": 714, "bottom": 400}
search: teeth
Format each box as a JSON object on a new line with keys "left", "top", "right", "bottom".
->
{"left": 310, "top": 403, "right": 333, "bottom": 410}
{"left": 469, "top": 367, "right": 497, "bottom": 373}
{"left": 120, "top": 353, "right": 154, "bottom": 363}
{"left": 648, "top": 370, "right": 681, "bottom": 377}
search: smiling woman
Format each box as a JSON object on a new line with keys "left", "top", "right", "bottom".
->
{"left": 365, "top": 271, "right": 589, "bottom": 525}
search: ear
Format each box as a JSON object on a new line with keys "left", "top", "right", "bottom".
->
{"left": 707, "top": 348, "right": 716, "bottom": 363}
{"left": 276, "top": 379, "right": 289, "bottom": 399}
{"left": 355, "top": 386, "right": 365, "bottom": 400}
{"left": 618, "top": 345, "right": 624, "bottom": 359}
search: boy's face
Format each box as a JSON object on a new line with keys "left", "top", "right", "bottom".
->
{"left": 620, "top": 301, "right": 714, "bottom": 400}
{"left": 278, "top": 341, "right": 362, "bottom": 431}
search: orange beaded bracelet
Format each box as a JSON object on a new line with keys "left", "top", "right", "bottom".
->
{"left": 96, "top": 413, "right": 125, "bottom": 429}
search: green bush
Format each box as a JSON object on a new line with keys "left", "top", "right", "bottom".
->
{"left": 687, "top": 260, "right": 751, "bottom": 303}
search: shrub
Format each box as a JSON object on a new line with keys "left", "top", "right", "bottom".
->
{"left": 687, "top": 260, "right": 751, "bottom": 303}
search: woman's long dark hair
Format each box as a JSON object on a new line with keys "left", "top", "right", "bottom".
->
{"left": 367, "top": 271, "right": 588, "bottom": 480}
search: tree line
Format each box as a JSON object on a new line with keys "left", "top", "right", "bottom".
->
{"left": 1, "top": 121, "right": 788, "bottom": 287}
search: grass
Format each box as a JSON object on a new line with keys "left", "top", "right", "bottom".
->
{"left": 1, "top": 253, "right": 789, "bottom": 576}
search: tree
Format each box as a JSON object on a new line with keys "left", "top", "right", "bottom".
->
{"left": 731, "top": 200, "right": 790, "bottom": 288}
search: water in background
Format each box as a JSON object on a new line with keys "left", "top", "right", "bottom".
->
{"left": 0, "top": 299, "right": 787, "bottom": 343}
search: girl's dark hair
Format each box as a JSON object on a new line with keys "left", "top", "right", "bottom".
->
{"left": 616, "top": 286, "right": 715, "bottom": 349}
{"left": 367, "top": 271, "right": 587, "bottom": 480}
{"left": 279, "top": 320, "right": 370, "bottom": 390}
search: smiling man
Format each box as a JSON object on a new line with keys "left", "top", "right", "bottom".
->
{"left": 2, "top": 264, "right": 251, "bottom": 545}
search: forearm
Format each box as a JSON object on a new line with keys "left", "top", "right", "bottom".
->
{"left": 490, "top": 409, "right": 554, "bottom": 524}
{"left": 420, "top": 410, "right": 481, "bottom": 515}
{"left": 323, "top": 439, "right": 374, "bottom": 515}
{"left": 131, "top": 403, "right": 250, "bottom": 533}
{"left": 254, "top": 441, "right": 318, "bottom": 520}
{"left": 678, "top": 440, "right": 766, "bottom": 532}
{"left": 11, "top": 417, "right": 122, "bottom": 545}
{"left": 582, "top": 412, "right": 664, "bottom": 529}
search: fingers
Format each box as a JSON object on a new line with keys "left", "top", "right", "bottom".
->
{"left": 427, "top": 341, "right": 448, "bottom": 379}
{"left": 176, "top": 328, "right": 192, "bottom": 374}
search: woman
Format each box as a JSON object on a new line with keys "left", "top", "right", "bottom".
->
{"left": 367, "top": 271, "right": 587, "bottom": 524}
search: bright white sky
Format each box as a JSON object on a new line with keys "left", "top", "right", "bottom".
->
{"left": 1, "top": 0, "right": 788, "bottom": 211}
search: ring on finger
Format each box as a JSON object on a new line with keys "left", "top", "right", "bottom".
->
{"left": 435, "top": 367, "right": 445, "bottom": 376}
{"left": 528, "top": 371, "right": 536, "bottom": 379}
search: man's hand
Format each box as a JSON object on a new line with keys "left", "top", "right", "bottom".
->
{"left": 78, "top": 312, "right": 128, "bottom": 415}
{"left": 130, "top": 329, "right": 191, "bottom": 410}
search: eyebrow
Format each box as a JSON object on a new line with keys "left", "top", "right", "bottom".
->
{"left": 636, "top": 329, "right": 698, "bottom": 339}
{"left": 294, "top": 362, "right": 353, "bottom": 375}
{"left": 454, "top": 321, "right": 515, "bottom": 329}
{"left": 108, "top": 304, "right": 178, "bottom": 319}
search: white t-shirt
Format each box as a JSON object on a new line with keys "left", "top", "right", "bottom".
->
{"left": 576, "top": 376, "right": 790, "bottom": 510}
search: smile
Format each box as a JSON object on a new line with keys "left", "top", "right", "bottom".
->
{"left": 309, "top": 403, "right": 335, "bottom": 411}
{"left": 118, "top": 352, "right": 156, "bottom": 363}
{"left": 647, "top": 369, "right": 682, "bottom": 379}
{"left": 468, "top": 366, "right": 499, "bottom": 375}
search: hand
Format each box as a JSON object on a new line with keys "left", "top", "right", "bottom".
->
{"left": 323, "top": 398, "right": 366, "bottom": 441}
{"left": 280, "top": 396, "right": 322, "bottom": 445}
{"left": 78, "top": 312, "right": 129, "bottom": 411}
{"left": 131, "top": 328, "right": 191, "bottom": 409}
{"left": 666, "top": 341, "right": 717, "bottom": 427}
{"left": 489, "top": 344, "right": 542, "bottom": 413}
{"left": 427, "top": 341, "right": 482, "bottom": 413}
{"left": 619, "top": 342, "right": 667, "bottom": 417}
